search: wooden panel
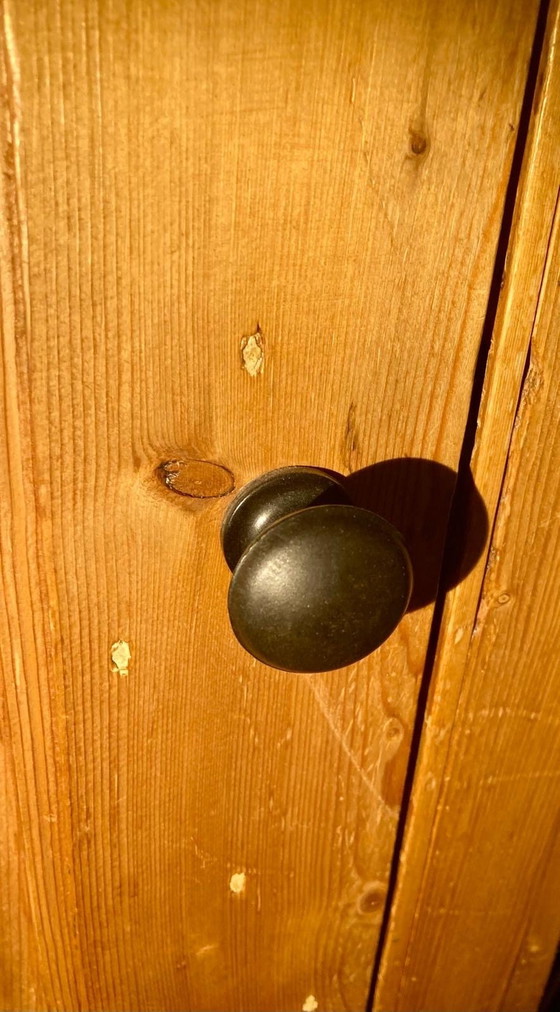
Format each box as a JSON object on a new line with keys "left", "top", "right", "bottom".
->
{"left": 375, "top": 3, "right": 560, "bottom": 1009}
{"left": 0, "top": 1, "right": 536, "bottom": 1010}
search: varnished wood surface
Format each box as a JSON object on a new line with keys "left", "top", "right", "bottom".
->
{"left": 0, "top": 1, "right": 537, "bottom": 1009}
{"left": 375, "top": 3, "right": 560, "bottom": 1009}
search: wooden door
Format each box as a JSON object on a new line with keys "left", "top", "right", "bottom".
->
{"left": 0, "top": 1, "right": 545, "bottom": 1010}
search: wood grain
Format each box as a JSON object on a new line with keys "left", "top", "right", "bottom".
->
{"left": 375, "top": 3, "right": 560, "bottom": 1009}
{"left": 0, "top": 1, "right": 537, "bottom": 1009}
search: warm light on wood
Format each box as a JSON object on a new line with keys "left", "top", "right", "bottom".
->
{"left": 0, "top": 0, "right": 546, "bottom": 1009}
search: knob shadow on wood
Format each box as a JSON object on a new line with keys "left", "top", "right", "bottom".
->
{"left": 221, "top": 462, "right": 488, "bottom": 672}
{"left": 344, "top": 458, "right": 488, "bottom": 612}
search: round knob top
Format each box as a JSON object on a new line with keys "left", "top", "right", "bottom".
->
{"left": 222, "top": 466, "right": 350, "bottom": 571}
{"left": 227, "top": 502, "right": 412, "bottom": 672}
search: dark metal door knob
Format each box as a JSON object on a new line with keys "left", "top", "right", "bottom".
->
{"left": 221, "top": 467, "right": 413, "bottom": 672}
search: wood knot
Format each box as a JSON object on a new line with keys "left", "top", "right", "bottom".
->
{"left": 357, "top": 884, "right": 386, "bottom": 915}
{"left": 159, "top": 459, "right": 234, "bottom": 499}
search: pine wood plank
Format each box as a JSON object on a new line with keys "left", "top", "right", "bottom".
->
{"left": 375, "top": 3, "right": 560, "bottom": 1009}
{"left": 0, "top": 1, "right": 537, "bottom": 1009}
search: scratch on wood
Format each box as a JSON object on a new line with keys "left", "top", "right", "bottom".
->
{"left": 305, "top": 676, "right": 398, "bottom": 821}
{"left": 191, "top": 838, "right": 217, "bottom": 869}
{"left": 485, "top": 769, "right": 560, "bottom": 785}
{"left": 195, "top": 943, "right": 218, "bottom": 958}
{"left": 537, "top": 510, "right": 560, "bottom": 529}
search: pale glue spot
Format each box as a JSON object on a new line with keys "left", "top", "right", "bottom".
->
{"left": 229, "top": 871, "right": 246, "bottom": 894}
{"left": 302, "top": 996, "right": 318, "bottom": 1012}
{"left": 111, "top": 640, "right": 131, "bottom": 677}
{"left": 241, "top": 331, "right": 264, "bottom": 376}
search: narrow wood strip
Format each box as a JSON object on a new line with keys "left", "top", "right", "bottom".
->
{"left": 375, "top": 4, "right": 560, "bottom": 1009}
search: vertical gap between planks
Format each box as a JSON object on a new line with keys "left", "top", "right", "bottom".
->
{"left": 365, "top": 0, "right": 552, "bottom": 1008}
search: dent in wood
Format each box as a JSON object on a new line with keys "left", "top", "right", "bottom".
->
{"left": 380, "top": 720, "right": 408, "bottom": 808}
{"left": 229, "top": 872, "right": 246, "bottom": 894}
{"left": 357, "top": 883, "right": 386, "bottom": 916}
{"left": 111, "top": 640, "right": 131, "bottom": 677}
{"left": 343, "top": 402, "right": 360, "bottom": 471}
{"left": 408, "top": 118, "right": 430, "bottom": 159}
{"left": 240, "top": 327, "right": 264, "bottom": 376}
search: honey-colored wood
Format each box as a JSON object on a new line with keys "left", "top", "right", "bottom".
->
{"left": 0, "top": 1, "right": 538, "bottom": 1009}
{"left": 375, "top": 3, "right": 560, "bottom": 1009}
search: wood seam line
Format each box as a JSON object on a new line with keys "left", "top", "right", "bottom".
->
{"left": 468, "top": 182, "right": 560, "bottom": 646}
